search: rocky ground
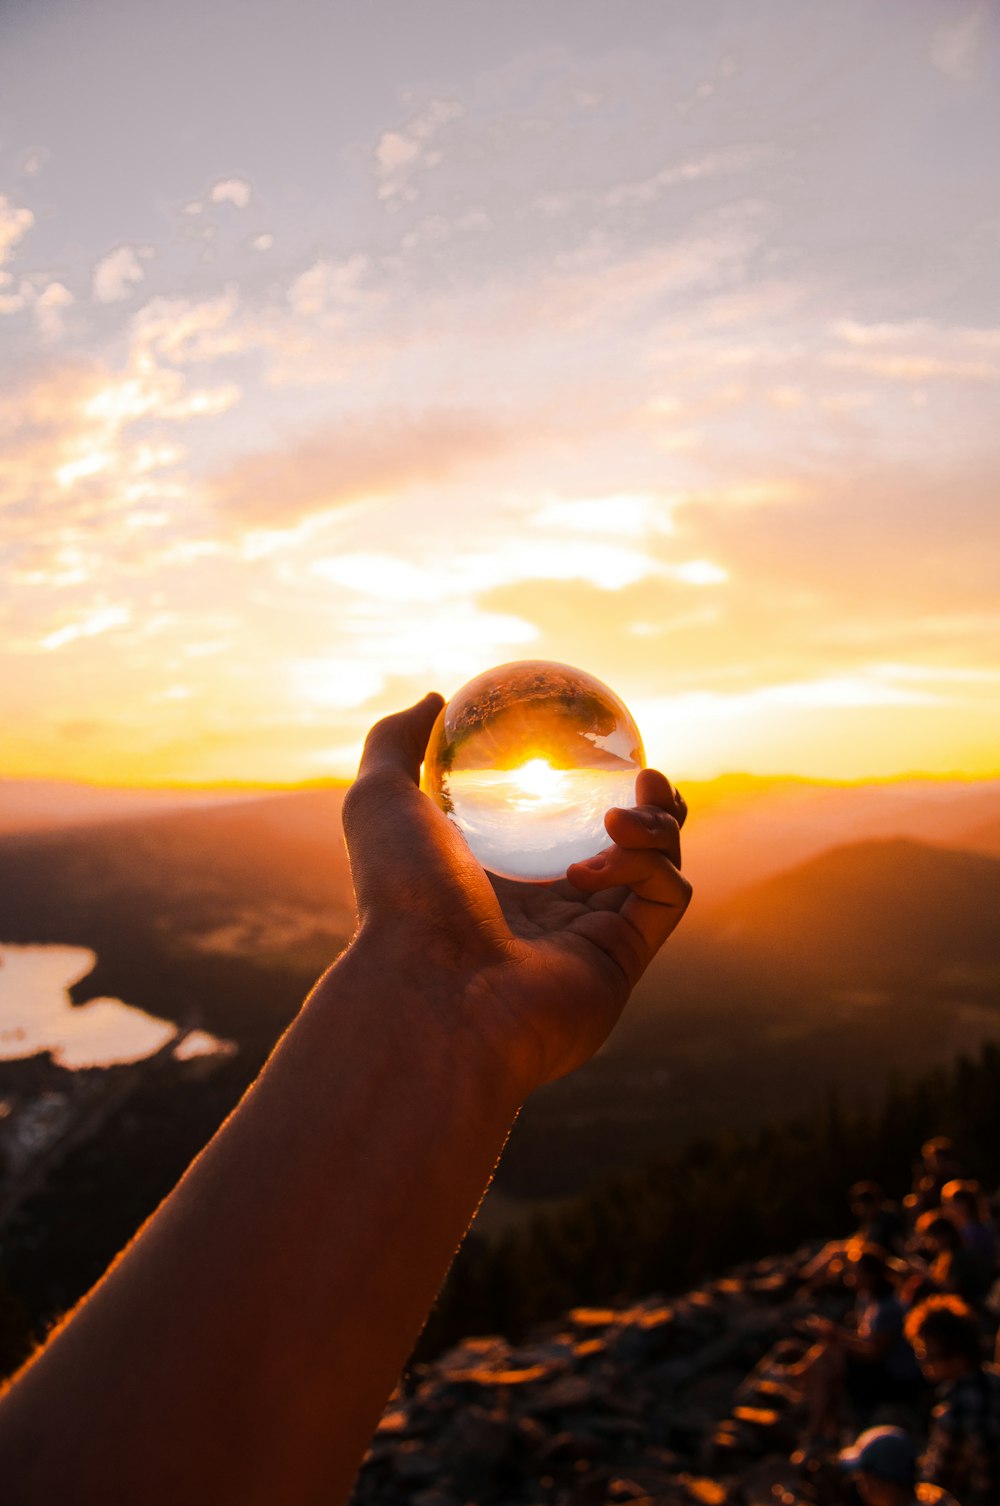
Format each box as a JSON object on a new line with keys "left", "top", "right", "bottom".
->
{"left": 351, "top": 1246, "right": 869, "bottom": 1506}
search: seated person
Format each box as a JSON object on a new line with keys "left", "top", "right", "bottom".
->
{"left": 905, "top": 1140, "right": 964, "bottom": 1226}
{"left": 854, "top": 1183, "right": 906, "bottom": 1255}
{"left": 839, "top": 1425, "right": 958, "bottom": 1506}
{"left": 906, "top": 1294, "right": 1000, "bottom": 1506}
{"left": 908, "top": 1212, "right": 988, "bottom": 1306}
{"left": 799, "top": 1182, "right": 904, "bottom": 1290}
{"left": 799, "top": 1244, "right": 923, "bottom": 1450}
{"left": 941, "top": 1180, "right": 996, "bottom": 1293}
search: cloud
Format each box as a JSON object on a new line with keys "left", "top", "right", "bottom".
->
{"left": 602, "top": 148, "right": 763, "bottom": 209}
{"left": 0, "top": 275, "right": 75, "bottom": 335}
{"left": 0, "top": 194, "right": 34, "bottom": 264}
{"left": 19, "top": 146, "right": 49, "bottom": 177}
{"left": 376, "top": 132, "right": 421, "bottom": 173}
{"left": 39, "top": 605, "right": 132, "bottom": 651}
{"left": 374, "top": 97, "right": 464, "bottom": 202}
{"left": 294, "top": 603, "right": 539, "bottom": 699}
{"left": 287, "top": 254, "right": 368, "bottom": 318}
{"left": 209, "top": 176, "right": 252, "bottom": 208}
{"left": 825, "top": 350, "right": 998, "bottom": 382}
{"left": 129, "top": 286, "right": 244, "bottom": 363}
{"left": 312, "top": 536, "right": 658, "bottom": 601}
{"left": 92, "top": 245, "right": 148, "bottom": 303}
{"left": 512, "top": 217, "right": 763, "bottom": 338}
{"left": 0, "top": 321, "right": 240, "bottom": 593}
{"left": 824, "top": 317, "right": 1000, "bottom": 384}
{"left": 831, "top": 319, "right": 930, "bottom": 347}
{"left": 930, "top": 8, "right": 984, "bottom": 81}
{"left": 531, "top": 494, "right": 672, "bottom": 539}
{"left": 212, "top": 407, "right": 514, "bottom": 528}
{"left": 34, "top": 281, "right": 73, "bottom": 341}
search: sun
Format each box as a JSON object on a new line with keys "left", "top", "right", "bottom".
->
{"left": 509, "top": 758, "right": 567, "bottom": 804}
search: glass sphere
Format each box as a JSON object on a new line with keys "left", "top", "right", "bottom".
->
{"left": 422, "top": 660, "right": 645, "bottom": 882}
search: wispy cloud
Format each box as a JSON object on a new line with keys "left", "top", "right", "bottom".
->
{"left": 374, "top": 97, "right": 464, "bottom": 204}
{"left": 212, "top": 407, "right": 517, "bottom": 528}
{"left": 2, "top": 2, "right": 999, "bottom": 782}
{"left": 39, "top": 605, "right": 132, "bottom": 651}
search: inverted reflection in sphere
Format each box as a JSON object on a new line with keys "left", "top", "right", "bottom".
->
{"left": 422, "top": 660, "right": 645, "bottom": 882}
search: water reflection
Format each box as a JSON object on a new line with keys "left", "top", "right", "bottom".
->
{"left": 447, "top": 765, "right": 638, "bottom": 880}
{"left": 0, "top": 943, "right": 227, "bottom": 1070}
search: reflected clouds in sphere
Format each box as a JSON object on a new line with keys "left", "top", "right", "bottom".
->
{"left": 422, "top": 660, "right": 645, "bottom": 882}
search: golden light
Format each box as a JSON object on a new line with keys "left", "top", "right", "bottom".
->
{"left": 508, "top": 757, "right": 567, "bottom": 805}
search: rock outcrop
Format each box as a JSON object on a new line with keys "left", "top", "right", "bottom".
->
{"left": 352, "top": 1247, "right": 842, "bottom": 1506}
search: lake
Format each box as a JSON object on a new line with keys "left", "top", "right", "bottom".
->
{"left": 0, "top": 942, "right": 229, "bottom": 1070}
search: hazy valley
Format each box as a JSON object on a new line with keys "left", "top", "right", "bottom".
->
{"left": 1, "top": 771, "right": 999, "bottom": 1339}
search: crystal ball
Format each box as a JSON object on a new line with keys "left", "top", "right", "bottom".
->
{"left": 422, "top": 660, "right": 645, "bottom": 882}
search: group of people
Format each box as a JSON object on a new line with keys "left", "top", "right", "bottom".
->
{"left": 789, "top": 1138, "right": 1000, "bottom": 1505}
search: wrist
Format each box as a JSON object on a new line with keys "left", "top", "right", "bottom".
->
{"left": 307, "top": 925, "right": 528, "bottom": 1117}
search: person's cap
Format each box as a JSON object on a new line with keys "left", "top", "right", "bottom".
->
{"left": 839, "top": 1426, "right": 917, "bottom": 1483}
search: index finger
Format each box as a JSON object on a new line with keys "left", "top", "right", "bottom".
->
{"left": 635, "top": 768, "right": 687, "bottom": 828}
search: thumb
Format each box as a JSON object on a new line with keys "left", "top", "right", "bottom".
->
{"left": 356, "top": 692, "right": 444, "bottom": 786}
{"left": 343, "top": 691, "right": 501, "bottom": 932}
{"left": 342, "top": 693, "right": 446, "bottom": 909}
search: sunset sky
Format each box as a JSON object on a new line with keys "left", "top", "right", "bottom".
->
{"left": 1, "top": 0, "right": 998, "bottom": 786}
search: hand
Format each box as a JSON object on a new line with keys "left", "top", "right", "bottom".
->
{"left": 341, "top": 692, "right": 692, "bottom": 1100}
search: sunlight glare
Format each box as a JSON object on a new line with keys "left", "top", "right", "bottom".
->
{"left": 509, "top": 757, "right": 568, "bottom": 805}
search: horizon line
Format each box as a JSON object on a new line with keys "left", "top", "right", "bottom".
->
{"left": 2, "top": 767, "right": 999, "bottom": 796}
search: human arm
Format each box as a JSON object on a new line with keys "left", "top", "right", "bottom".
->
{"left": 0, "top": 693, "right": 691, "bottom": 1506}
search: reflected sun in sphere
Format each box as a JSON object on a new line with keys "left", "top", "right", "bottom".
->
{"left": 508, "top": 757, "right": 568, "bottom": 807}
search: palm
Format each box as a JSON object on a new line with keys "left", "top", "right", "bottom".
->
{"left": 492, "top": 873, "right": 628, "bottom": 935}
{"left": 491, "top": 873, "right": 634, "bottom": 985}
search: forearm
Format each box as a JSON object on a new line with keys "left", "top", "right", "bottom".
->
{"left": 0, "top": 932, "right": 522, "bottom": 1506}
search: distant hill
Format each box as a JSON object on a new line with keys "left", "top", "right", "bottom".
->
{"left": 7, "top": 769, "right": 1000, "bottom": 912}
{"left": 707, "top": 837, "right": 1000, "bottom": 983}
{"left": 955, "top": 814, "right": 1000, "bottom": 857}
{"left": 498, "top": 834, "right": 1000, "bottom": 1203}
{"left": 0, "top": 779, "right": 257, "bottom": 835}
{"left": 0, "top": 786, "right": 353, "bottom": 937}
{"left": 680, "top": 775, "right": 1000, "bottom": 906}
{"left": 0, "top": 788, "right": 354, "bottom": 1046}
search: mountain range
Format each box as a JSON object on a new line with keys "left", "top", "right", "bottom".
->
{"left": 1, "top": 772, "right": 999, "bottom": 1217}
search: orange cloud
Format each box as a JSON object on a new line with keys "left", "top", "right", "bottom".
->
{"left": 211, "top": 407, "right": 526, "bottom": 528}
